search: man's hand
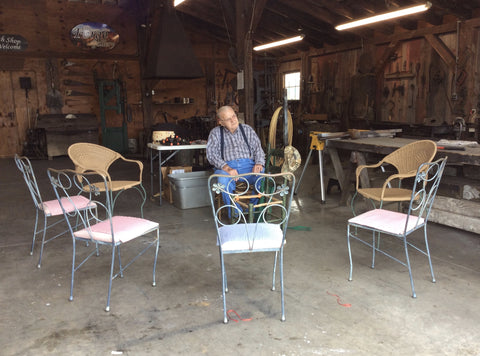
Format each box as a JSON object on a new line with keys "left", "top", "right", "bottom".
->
{"left": 252, "top": 164, "right": 263, "bottom": 173}
{"left": 223, "top": 165, "right": 239, "bottom": 176}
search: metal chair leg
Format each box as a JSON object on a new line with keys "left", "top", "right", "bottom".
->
{"left": 30, "top": 209, "right": 40, "bottom": 256}
{"left": 37, "top": 215, "right": 48, "bottom": 268}
{"left": 280, "top": 248, "right": 285, "bottom": 322}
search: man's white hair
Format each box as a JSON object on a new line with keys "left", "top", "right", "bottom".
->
{"left": 217, "top": 106, "right": 234, "bottom": 119}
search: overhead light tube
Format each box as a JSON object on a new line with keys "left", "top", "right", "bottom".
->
{"left": 335, "top": 2, "right": 432, "bottom": 31}
{"left": 253, "top": 35, "right": 304, "bottom": 51}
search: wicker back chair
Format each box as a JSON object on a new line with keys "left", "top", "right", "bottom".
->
{"left": 352, "top": 140, "right": 437, "bottom": 214}
{"left": 68, "top": 143, "right": 146, "bottom": 217}
{"left": 348, "top": 158, "right": 447, "bottom": 298}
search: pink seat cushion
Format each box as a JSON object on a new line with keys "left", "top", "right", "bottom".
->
{"left": 74, "top": 216, "right": 158, "bottom": 243}
{"left": 218, "top": 223, "right": 284, "bottom": 252}
{"left": 348, "top": 209, "right": 424, "bottom": 235}
{"left": 41, "top": 196, "right": 96, "bottom": 216}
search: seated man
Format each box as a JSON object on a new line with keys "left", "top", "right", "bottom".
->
{"left": 206, "top": 106, "right": 265, "bottom": 208}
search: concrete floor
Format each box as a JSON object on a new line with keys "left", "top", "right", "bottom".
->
{"left": 1, "top": 156, "right": 480, "bottom": 356}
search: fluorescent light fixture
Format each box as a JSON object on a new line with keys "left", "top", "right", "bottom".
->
{"left": 253, "top": 35, "right": 304, "bottom": 51}
{"left": 335, "top": 2, "right": 432, "bottom": 31}
{"left": 174, "top": 0, "right": 185, "bottom": 6}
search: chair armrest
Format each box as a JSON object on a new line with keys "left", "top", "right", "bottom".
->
{"left": 355, "top": 161, "right": 384, "bottom": 190}
{"left": 118, "top": 156, "right": 144, "bottom": 181}
{"left": 379, "top": 171, "right": 417, "bottom": 199}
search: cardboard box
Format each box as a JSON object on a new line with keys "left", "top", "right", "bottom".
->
{"left": 161, "top": 166, "right": 192, "bottom": 203}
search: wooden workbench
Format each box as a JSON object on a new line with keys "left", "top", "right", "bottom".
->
{"left": 326, "top": 136, "right": 480, "bottom": 166}
{"left": 325, "top": 136, "right": 480, "bottom": 234}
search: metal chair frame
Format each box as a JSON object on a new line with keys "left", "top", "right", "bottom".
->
{"left": 208, "top": 172, "right": 295, "bottom": 323}
{"left": 14, "top": 154, "right": 95, "bottom": 268}
{"left": 347, "top": 158, "right": 447, "bottom": 298}
{"left": 47, "top": 168, "right": 160, "bottom": 311}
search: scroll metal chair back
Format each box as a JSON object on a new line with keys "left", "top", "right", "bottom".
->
{"left": 351, "top": 140, "right": 437, "bottom": 215}
{"left": 68, "top": 142, "right": 147, "bottom": 217}
{"left": 347, "top": 157, "right": 447, "bottom": 298}
{"left": 14, "top": 154, "right": 95, "bottom": 268}
{"left": 47, "top": 168, "right": 160, "bottom": 312}
{"left": 208, "top": 172, "right": 295, "bottom": 323}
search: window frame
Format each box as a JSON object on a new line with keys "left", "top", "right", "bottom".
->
{"left": 283, "top": 71, "right": 301, "bottom": 101}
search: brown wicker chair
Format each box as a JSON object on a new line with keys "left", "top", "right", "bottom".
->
{"left": 68, "top": 143, "right": 146, "bottom": 217}
{"left": 351, "top": 140, "right": 437, "bottom": 215}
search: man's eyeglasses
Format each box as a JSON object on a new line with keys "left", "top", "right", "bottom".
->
{"left": 220, "top": 114, "right": 237, "bottom": 123}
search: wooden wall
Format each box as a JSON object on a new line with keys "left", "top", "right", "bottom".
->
{"left": 4, "top": 1, "right": 480, "bottom": 157}
{"left": 0, "top": 0, "right": 233, "bottom": 157}
{"left": 278, "top": 17, "right": 480, "bottom": 135}
{"left": 0, "top": 0, "right": 140, "bottom": 157}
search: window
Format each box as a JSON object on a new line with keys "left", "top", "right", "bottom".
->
{"left": 284, "top": 72, "right": 300, "bottom": 100}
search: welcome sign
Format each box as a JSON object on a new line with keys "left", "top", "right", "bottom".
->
{"left": 70, "top": 22, "right": 119, "bottom": 51}
{"left": 0, "top": 34, "right": 28, "bottom": 52}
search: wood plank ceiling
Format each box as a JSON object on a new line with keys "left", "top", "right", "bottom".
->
{"left": 73, "top": 0, "right": 480, "bottom": 57}
{"left": 174, "top": 0, "right": 480, "bottom": 57}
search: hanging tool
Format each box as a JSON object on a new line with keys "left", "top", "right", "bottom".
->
{"left": 46, "top": 58, "right": 63, "bottom": 112}
{"left": 65, "top": 98, "right": 87, "bottom": 105}
{"left": 63, "top": 68, "right": 91, "bottom": 76}
{"left": 63, "top": 79, "right": 91, "bottom": 86}
{"left": 61, "top": 59, "right": 88, "bottom": 69}
{"left": 65, "top": 89, "right": 93, "bottom": 96}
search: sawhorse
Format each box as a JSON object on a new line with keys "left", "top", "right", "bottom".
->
{"left": 295, "top": 131, "right": 327, "bottom": 203}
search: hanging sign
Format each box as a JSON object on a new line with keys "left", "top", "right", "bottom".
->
{"left": 0, "top": 34, "right": 28, "bottom": 52}
{"left": 70, "top": 22, "right": 119, "bottom": 51}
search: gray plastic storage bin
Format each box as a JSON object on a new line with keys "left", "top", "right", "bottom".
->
{"left": 168, "top": 171, "right": 212, "bottom": 209}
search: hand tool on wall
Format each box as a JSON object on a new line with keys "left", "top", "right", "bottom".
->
{"left": 46, "top": 58, "right": 63, "bottom": 112}
{"left": 63, "top": 79, "right": 91, "bottom": 86}
{"left": 65, "top": 89, "right": 93, "bottom": 96}
{"left": 65, "top": 98, "right": 87, "bottom": 105}
{"left": 63, "top": 69, "right": 92, "bottom": 76}
{"left": 61, "top": 59, "right": 89, "bottom": 69}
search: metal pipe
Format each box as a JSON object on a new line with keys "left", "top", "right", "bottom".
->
{"left": 283, "top": 89, "right": 288, "bottom": 146}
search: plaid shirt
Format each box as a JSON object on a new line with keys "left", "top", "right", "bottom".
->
{"left": 206, "top": 124, "right": 265, "bottom": 170}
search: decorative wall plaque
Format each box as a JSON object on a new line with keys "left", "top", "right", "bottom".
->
{"left": 70, "top": 22, "right": 119, "bottom": 51}
{"left": 0, "top": 34, "right": 28, "bottom": 52}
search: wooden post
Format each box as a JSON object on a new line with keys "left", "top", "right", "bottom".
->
{"left": 244, "top": 36, "right": 254, "bottom": 127}
{"left": 301, "top": 52, "right": 310, "bottom": 114}
{"left": 234, "top": 0, "right": 266, "bottom": 127}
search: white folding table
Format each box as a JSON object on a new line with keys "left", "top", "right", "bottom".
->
{"left": 148, "top": 142, "right": 207, "bottom": 205}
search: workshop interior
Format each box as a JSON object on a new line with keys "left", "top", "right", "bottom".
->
{"left": 1, "top": 1, "right": 480, "bottom": 354}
